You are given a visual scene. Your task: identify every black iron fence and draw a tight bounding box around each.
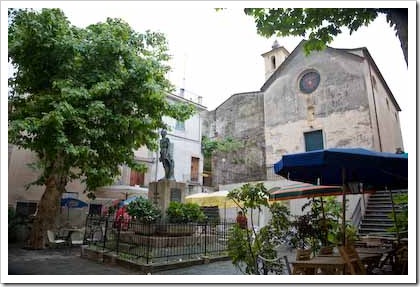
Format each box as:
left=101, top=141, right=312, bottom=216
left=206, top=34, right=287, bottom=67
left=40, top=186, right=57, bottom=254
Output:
left=83, top=215, right=235, bottom=264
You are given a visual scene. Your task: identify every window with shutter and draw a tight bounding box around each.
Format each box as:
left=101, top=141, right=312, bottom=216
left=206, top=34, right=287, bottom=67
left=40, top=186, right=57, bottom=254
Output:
left=304, top=130, right=324, bottom=151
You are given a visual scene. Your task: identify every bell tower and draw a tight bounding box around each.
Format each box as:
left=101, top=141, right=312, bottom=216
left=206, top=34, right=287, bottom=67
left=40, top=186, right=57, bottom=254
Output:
left=261, top=40, right=290, bottom=80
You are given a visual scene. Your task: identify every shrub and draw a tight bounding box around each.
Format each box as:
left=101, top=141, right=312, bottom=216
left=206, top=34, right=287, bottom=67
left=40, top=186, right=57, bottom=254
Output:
left=126, top=197, right=161, bottom=223
left=166, top=201, right=206, bottom=223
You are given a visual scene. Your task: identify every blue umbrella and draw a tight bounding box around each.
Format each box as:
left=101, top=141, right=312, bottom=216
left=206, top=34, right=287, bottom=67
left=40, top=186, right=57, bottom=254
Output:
left=274, top=148, right=408, bottom=244
left=274, top=148, right=407, bottom=190
left=61, top=198, right=88, bottom=208
left=61, top=198, right=88, bottom=220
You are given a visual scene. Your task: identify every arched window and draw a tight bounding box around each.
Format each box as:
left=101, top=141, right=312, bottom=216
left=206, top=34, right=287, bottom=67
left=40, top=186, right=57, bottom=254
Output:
left=271, top=56, right=276, bottom=70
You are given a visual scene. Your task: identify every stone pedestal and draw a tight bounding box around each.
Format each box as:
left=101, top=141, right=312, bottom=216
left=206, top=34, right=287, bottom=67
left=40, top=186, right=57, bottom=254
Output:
left=148, top=180, right=186, bottom=221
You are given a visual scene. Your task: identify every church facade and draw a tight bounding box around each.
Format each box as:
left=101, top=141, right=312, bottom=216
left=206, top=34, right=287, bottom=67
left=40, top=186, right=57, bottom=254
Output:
left=203, top=40, right=404, bottom=189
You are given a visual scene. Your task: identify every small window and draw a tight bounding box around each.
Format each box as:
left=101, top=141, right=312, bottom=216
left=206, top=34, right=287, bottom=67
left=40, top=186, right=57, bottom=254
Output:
left=395, top=112, right=398, bottom=122
left=386, top=98, right=389, bottom=110
left=15, top=201, right=38, bottom=217
left=175, top=120, right=185, bottom=131
left=271, top=56, right=276, bottom=70
left=304, top=130, right=324, bottom=151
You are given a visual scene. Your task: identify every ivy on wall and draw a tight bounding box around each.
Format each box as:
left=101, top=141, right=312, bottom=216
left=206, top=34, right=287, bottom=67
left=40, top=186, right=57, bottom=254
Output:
left=201, top=136, right=245, bottom=171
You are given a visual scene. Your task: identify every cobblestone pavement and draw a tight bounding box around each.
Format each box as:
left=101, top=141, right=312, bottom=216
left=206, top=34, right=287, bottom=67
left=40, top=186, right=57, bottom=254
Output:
left=7, top=244, right=246, bottom=276
left=8, top=245, right=138, bottom=275
left=7, top=244, right=297, bottom=277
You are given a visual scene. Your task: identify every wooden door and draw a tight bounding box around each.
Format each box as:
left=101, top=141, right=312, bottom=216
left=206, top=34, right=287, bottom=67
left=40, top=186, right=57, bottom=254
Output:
left=190, top=157, right=199, bottom=182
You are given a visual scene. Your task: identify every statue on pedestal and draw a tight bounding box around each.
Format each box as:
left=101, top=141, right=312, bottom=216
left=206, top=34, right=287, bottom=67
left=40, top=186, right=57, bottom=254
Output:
left=159, top=129, right=175, bottom=180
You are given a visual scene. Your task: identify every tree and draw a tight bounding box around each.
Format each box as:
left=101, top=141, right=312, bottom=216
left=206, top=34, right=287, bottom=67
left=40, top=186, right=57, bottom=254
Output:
left=227, top=183, right=293, bottom=274
left=244, top=8, right=408, bottom=65
left=8, top=8, right=194, bottom=249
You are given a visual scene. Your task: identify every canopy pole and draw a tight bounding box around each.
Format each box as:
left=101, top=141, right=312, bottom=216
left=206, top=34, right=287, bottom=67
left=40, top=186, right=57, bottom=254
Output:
left=342, top=168, right=346, bottom=246
left=320, top=196, right=328, bottom=245
left=317, top=177, right=328, bottom=245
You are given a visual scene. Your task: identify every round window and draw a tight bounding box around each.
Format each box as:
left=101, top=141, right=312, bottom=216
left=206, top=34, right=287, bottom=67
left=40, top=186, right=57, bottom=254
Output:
left=299, top=70, right=321, bottom=94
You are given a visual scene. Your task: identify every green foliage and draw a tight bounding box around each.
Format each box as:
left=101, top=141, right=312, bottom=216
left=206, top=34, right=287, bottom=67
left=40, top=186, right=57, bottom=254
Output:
left=227, top=200, right=291, bottom=274
left=8, top=8, right=195, bottom=198
left=227, top=225, right=258, bottom=274
left=201, top=136, right=244, bottom=158
left=328, top=224, right=358, bottom=246
left=126, top=197, right=161, bottom=223
left=227, top=182, right=269, bottom=211
left=245, top=8, right=377, bottom=53
left=166, top=202, right=206, bottom=223
left=202, top=136, right=245, bottom=174
left=226, top=183, right=274, bottom=274
left=244, top=8, right=407, bottom=64
left=267, top=202, right=292, bottom=240
left=217, top=137, right=244, bottom=153
left=290, top=214, right=317, bottom=249
left=201, top=136, right=219, bottom=158
left=387, top=194, right=408, bottom=236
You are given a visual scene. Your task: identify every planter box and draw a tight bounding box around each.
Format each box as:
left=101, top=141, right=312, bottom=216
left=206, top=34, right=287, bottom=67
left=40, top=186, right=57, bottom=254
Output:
left=162, top=224, right=196, bottom=237
left=319, top=246, right=334, bottom=255
left=132, top=223, right=157, bottom=235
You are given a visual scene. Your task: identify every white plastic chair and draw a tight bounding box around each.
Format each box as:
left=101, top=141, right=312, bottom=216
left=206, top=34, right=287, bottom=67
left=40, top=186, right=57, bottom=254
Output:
left=70, top=228, right=85, bottom=246
left=47, top=230, right=67, bottom=248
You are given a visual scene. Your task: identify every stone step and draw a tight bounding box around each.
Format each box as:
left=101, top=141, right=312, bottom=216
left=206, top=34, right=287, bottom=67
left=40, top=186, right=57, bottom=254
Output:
left=360, top=222, right=394, bottom=228
left=366, top=206, right=396, bottom=210
left=358, top=227, right=391, bottom=234
left=361, top=220, right=392, bottom=226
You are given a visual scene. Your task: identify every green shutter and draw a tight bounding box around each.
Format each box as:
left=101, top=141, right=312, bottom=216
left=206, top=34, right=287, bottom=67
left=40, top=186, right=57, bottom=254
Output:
left=304, top=130, right=324, bottom=151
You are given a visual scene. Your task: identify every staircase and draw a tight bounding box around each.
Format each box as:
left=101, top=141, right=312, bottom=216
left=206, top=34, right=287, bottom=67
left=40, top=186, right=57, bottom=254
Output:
left=358, top=189, right=407, bottom=237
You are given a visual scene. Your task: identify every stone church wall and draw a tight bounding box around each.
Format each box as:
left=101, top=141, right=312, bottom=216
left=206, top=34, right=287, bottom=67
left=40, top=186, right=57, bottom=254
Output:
left=264, top=47, right=375, bottom=168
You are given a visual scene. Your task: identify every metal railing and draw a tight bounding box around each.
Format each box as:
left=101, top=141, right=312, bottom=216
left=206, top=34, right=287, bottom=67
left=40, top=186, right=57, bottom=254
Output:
left=83, top=215, right=234, bottom=265
left=351, top=197, right=363, bottom=230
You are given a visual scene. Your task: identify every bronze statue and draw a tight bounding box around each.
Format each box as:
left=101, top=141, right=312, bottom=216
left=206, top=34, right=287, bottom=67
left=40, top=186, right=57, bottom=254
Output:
left=159, top=129, right=175, bottom=180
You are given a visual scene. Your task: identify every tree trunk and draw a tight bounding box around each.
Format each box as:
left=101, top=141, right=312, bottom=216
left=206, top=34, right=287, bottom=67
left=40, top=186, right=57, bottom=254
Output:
left=26, top=174, right=64, bottom=249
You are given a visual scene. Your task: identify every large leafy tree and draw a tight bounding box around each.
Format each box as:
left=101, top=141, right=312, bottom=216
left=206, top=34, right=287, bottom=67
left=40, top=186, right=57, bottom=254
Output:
left=244, top=8, right=408, bottom=65
left=8, top=8, right=194, bottom=249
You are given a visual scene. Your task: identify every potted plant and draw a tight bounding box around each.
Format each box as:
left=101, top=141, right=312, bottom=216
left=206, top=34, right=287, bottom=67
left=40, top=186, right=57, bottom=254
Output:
left=126, top=197, right=161, bottom=235
left=290, top=214, right=317, bottom=251
left=165, top=202, right=206, bottom=236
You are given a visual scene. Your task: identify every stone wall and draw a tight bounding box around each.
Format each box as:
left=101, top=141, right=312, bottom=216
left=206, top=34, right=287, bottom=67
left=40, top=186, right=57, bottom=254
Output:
left=366, top=62, right=404, bottom=153
left=203, top=92, right=266, bottom=187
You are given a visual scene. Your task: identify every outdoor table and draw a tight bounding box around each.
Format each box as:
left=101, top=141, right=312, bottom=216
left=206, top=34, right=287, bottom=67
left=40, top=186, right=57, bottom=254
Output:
left=290, top=253, right=382, bottom=275
left=60, top=227, right=83, bottom=246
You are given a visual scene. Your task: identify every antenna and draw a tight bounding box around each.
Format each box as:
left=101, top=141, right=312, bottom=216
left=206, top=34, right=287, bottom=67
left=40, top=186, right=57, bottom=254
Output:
left=182, top=53, right=187, bottom=89
left=180, top=53, right=187, bottom=98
